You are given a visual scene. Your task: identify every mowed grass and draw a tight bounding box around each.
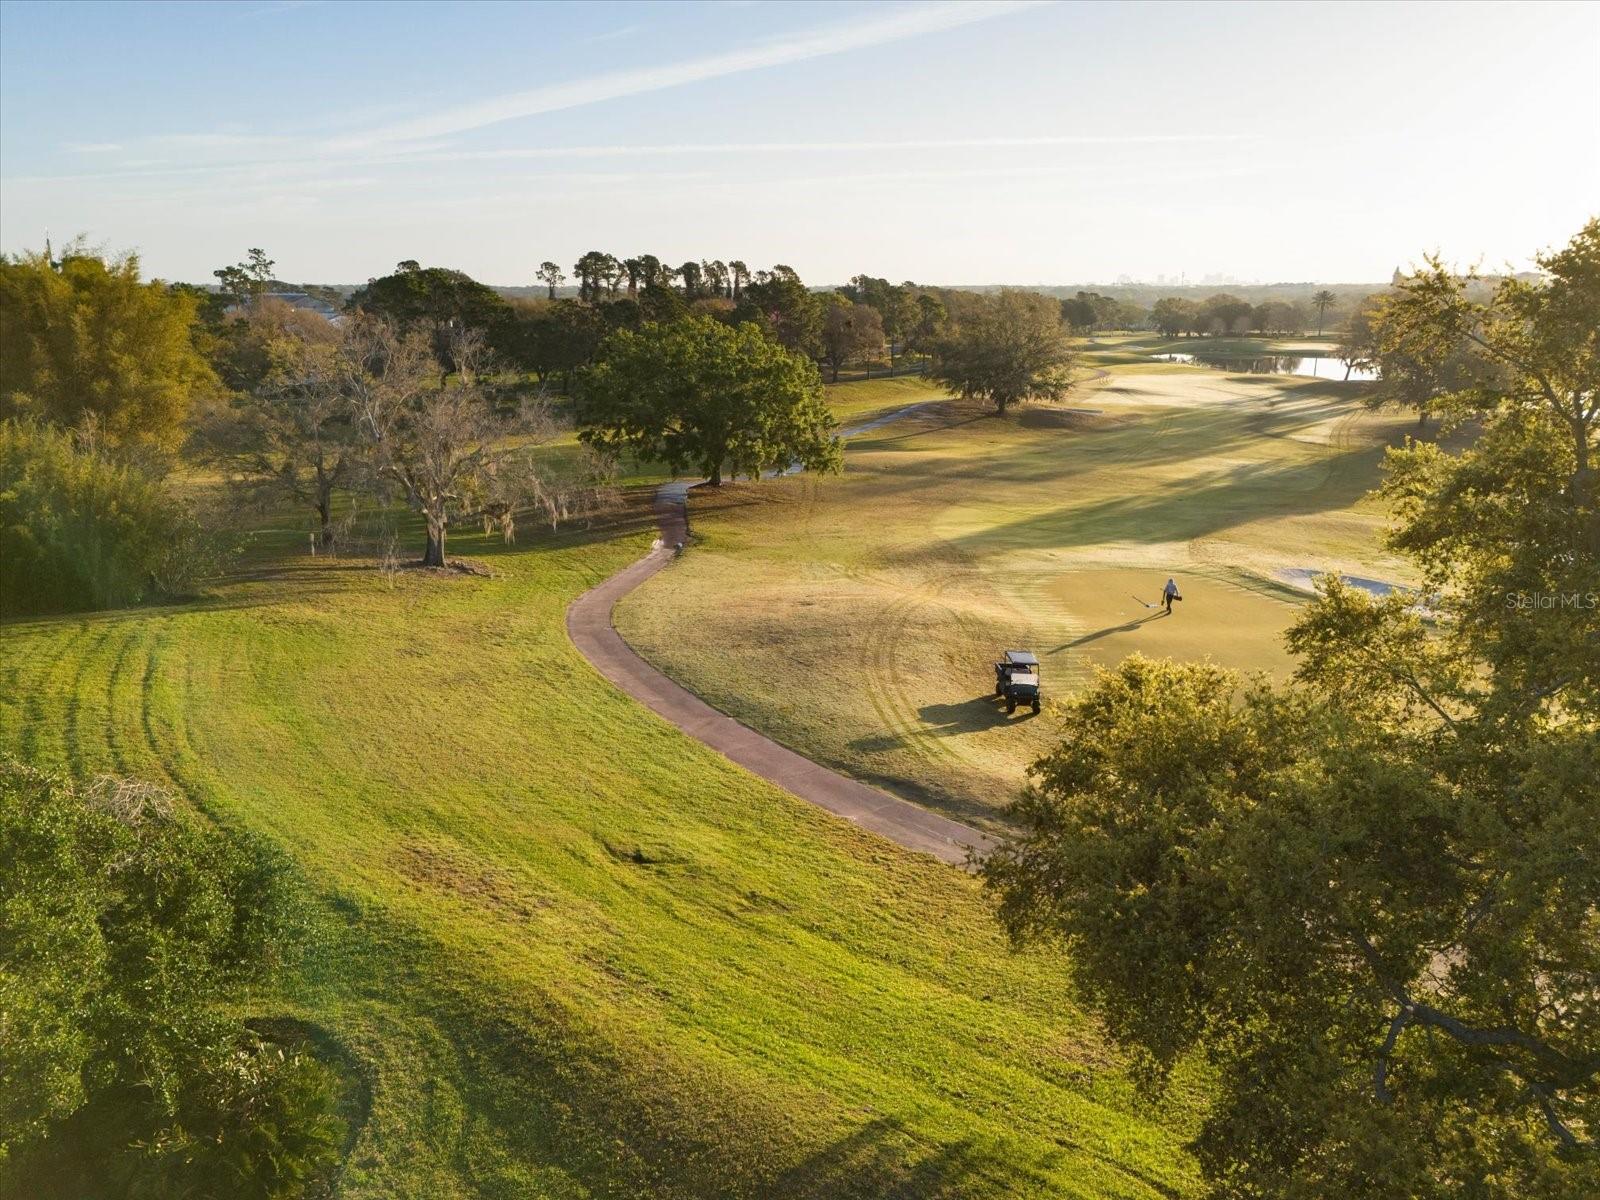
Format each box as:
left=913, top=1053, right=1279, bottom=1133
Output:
left=617, top=369, right=1435, bottom=830
left=0, top=504, right=1202, bottom=1197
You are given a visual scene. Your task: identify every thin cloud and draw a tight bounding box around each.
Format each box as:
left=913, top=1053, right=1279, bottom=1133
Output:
left=581, top=23, right=647, bottom=44
left=375, top=133, right=1248, bottom=166
left=330, top=0, right=1048, bottom=150
left=16, top=132, right=1246, bottom=186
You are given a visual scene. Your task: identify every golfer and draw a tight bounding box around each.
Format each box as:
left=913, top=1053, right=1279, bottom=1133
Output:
left=1162, top=577, right=1181, bottom=614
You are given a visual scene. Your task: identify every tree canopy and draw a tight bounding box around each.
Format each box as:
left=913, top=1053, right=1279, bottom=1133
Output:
left=346, top=263, right=509, bottom=372
left=0, top=759, right=343, bottom=1197
left=982, top=221, right=1600, bottom=1198
left=818, top=293, right=885, bottom=382
left=929, top=289, right=1076, bottom=414
left=0, top=250, right=216, bottom=452
left=576, top=316, right=841, bottom=487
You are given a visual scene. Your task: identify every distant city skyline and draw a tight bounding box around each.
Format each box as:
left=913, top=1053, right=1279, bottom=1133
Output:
left=2, top=0, right=1596, bottom=286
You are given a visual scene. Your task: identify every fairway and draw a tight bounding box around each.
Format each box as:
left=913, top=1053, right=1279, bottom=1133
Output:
left=617, top=359, right=1431, bottom=829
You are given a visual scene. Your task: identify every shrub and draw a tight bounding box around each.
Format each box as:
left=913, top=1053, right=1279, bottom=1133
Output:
left=0, top=758, right=343, bottom=1198
left=0, top=420, right=228, bottom=616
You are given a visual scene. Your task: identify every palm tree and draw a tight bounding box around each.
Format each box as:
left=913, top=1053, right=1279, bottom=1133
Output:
left=1312, top=289, right=1336, bottom=337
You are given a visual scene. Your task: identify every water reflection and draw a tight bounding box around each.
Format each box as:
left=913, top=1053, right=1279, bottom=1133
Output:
left=1153, top=352, right=1378, bottom=382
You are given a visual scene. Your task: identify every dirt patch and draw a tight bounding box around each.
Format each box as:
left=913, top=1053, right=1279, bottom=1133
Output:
left=601, top=837, right=690, bottom=870
left=391, top=840, right=551, bottom=920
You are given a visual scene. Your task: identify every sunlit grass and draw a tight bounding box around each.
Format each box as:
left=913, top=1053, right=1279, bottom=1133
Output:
left=617, top=370, right=1425, bottom=829
left=0, top=500, right=1202, bottom=1197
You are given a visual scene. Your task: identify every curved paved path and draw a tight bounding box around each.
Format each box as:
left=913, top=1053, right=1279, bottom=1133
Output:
left=566, top=403, right=994, bottom=867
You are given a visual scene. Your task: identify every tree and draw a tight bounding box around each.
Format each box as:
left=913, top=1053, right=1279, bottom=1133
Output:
left=734, top=267, right=821, bottom=357
left=1312, top=288, right=1337, bottom=335
left=212, top=247, right=277, bottom=306
left=573, top=250, right=615, bottom=303
left=1252, top=299, right=1307, bottom=336
left=536, top=261, right=565, bottom=300
left=982, top=222, right=1600, bottom=1200
left=678, top=260, right=703, bottom=299
left=346, top=263, right=510, bottom=376
left=904, top=292, right=948, bottom=358
left=818, top=294, right=885, bottom=382
left=728, top=260, right=750, bottom=300
left=207, top=293, right=339, bottom=396
left=702, top=259, right=729, bottom=299
left=1059, top=292, right=1100, bottom=331
left=1, top=420, right=231, bottom=615
left=637, top=254, right=669, bottom=291
left=1150, top=296, right=1197, bottom=339
left=638, top=281, right=688, bottom=325
left=1197, top=292, right=1253, bottom=336
left=599, top=253, right=624, bottom=296
left=876, top=287, right=919, bottom=371
left=929, top=289, right=1076, bottom=415
left=207, top=312, right=367, bottom=548
left=1337, top=292, right=1386, bottom=380
left=0, top=249, right=216, bottom=453
left=1, top=759, right=343, bottom=1197
left=349, top=326, right=557, bottom=565
left=576, top=316, right=841, bottom=487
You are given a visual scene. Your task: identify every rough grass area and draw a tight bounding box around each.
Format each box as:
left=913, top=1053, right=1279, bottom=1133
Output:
left=0, top=503, right=1202, bottom=1198
left=617, top=369, right=1436, bottom=830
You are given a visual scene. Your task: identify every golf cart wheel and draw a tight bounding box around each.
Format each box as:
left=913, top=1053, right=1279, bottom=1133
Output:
left=1031, top=700, right=1041, bottom=713
left=1006, top=699, right=1016, bottom=713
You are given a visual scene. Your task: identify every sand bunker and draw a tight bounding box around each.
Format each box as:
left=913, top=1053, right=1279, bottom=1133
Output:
left=1275, top=567, right=1405, bottom=597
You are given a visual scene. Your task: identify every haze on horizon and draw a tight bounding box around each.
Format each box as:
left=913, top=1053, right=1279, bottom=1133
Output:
left=1, top=0, right=1596, bottom=287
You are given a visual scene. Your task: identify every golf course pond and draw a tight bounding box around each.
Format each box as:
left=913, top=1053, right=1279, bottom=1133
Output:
left=1047, top=568, right=1300, bottom=678
left=1154, top=351, right=1377, bottom=382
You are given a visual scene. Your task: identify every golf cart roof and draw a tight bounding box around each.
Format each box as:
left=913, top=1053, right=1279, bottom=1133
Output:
left=1004, top=650, right=1039, bottom=666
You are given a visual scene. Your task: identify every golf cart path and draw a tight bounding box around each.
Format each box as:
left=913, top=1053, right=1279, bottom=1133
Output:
left=567, top=402, right=995, bottom=867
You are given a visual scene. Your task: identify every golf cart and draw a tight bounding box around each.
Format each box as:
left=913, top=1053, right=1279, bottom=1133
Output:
left=994, top=650, right=1042, bottom=714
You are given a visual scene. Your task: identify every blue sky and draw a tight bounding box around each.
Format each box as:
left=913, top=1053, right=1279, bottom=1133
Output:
left=2, top=0, right=1596, bottom=285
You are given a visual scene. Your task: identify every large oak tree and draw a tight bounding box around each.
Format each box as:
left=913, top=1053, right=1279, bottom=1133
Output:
left=929, top=288, right=1076, bottom=415
left=576, top=316, right=840, bottom=487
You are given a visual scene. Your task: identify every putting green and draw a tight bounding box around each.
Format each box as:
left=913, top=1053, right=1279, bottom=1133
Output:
left=1045, top=568, right=1298, bottom=678
left=618, top=366, right=1441, bottom=828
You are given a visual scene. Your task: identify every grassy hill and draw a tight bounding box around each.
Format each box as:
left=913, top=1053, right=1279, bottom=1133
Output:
left=0, top=469, right=1202, bottom=1195
left=616, top=358, right=1432, bottom=831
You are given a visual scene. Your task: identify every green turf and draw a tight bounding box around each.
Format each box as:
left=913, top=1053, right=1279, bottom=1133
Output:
left=617, top=370, right=1436, bottom=831
left=0, top=503, right=1201, bottom=1197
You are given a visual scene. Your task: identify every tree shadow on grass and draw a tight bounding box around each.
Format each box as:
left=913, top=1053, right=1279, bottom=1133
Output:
left=937, top=441, right=1392, bottom=558
left=769, top=1117, right=1019, bottom=1199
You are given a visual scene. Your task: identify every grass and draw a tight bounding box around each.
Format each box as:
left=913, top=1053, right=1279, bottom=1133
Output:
left=0, top=500, right=1202, bottom=1197
left=616, top=367, right=1438, bottom=831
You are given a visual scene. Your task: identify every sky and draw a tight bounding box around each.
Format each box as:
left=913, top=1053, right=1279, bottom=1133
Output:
left=1, top=0, right=1596, bottom=287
